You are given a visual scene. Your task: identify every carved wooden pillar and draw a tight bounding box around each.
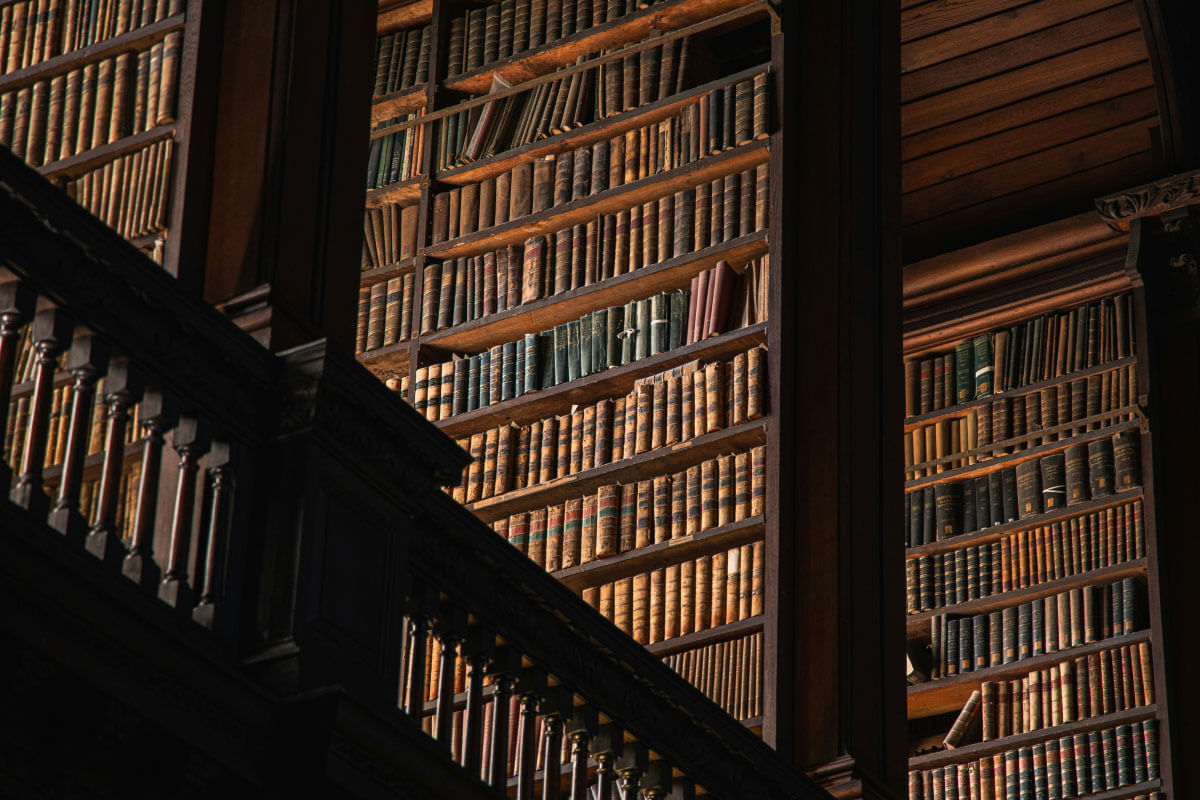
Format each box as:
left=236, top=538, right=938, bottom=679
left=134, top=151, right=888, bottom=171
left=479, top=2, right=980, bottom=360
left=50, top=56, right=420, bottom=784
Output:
left=201, top=0, right=374, bottom=352
left=770, top=1, right=905, bottom=798
left=49, top=335, right=110, bottom=544
left=87, top=358, right=143, bottom=564
left=0, top=279, right=35, bottom=492
left=12, top=307, right=73, bottom=518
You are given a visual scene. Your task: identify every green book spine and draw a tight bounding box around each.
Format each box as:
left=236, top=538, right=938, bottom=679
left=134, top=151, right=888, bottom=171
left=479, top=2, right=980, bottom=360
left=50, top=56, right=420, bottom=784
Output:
left=567, top=320, right=582, bottom=382
left=954, top=340, right=974, bottom=404
left=553, top=323, right=570, bottom=385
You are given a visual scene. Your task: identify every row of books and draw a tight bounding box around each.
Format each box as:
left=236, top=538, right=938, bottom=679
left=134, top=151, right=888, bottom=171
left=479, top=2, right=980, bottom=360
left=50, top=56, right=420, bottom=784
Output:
left=909, top=721, right=1160, bottom=800
left=3, top=386, right=143, bottom=469
left=0, top=0, right=181, bottom=74
left=432, top=76, right=768, bottom=233
left=371, top=25, right=430, bottom=97
left=445, top=0, right=672, bottom=79
left=662, top=631, right=762, bottom=722
left=361, top=201, right=418, bottom=271
left=436, top=38, right=691, bottom=168
left=433, top=161, right=769, bottom=257
left=973, top=641, right=1155, bottom=742
left=904, top=432, right=1141, bottom=547
left=65, top=137, right=174, bottom=240
left=580, top=539, right=764, bottom=643
left=486, top=446, right=766, bottom=570
left=904, top=294, right=1135, bottom=419
left=0, top=38, right=180, bottom=169
left=366, top=112, right=424, bottom=189
left=906, top=498, right=1146, bottom=614
left=357, top=273, right=414, bottom=354
left=926, top=578, right=1144, bottom=680
left=407, top=303, right=763, bottom=427
left=905, top=362, right=1137, bottom=480
left=450, top=349, right=765, bottom=502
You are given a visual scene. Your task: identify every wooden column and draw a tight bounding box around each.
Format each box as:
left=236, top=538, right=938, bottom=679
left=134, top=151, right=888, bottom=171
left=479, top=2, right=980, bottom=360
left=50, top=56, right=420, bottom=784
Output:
left=1124, top=206, right=1200, bottom=800
left=769, top=1, right=905, bottom=798
left=200, top=0, right=375, bottom=352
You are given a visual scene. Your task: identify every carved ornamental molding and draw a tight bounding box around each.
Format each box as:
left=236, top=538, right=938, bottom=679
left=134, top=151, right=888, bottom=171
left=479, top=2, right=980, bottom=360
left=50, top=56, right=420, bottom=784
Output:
left=1095, top=170, right=1200, bottom=231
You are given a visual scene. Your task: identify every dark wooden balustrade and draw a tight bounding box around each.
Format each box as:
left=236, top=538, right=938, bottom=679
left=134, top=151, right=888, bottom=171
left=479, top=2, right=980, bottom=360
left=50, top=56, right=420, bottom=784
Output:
left=0, top=145, right=828, bottom=798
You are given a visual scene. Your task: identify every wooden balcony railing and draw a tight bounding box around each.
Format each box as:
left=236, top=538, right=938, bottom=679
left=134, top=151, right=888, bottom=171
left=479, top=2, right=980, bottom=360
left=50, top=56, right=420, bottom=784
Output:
left=0, top=145, right=828, bottom=799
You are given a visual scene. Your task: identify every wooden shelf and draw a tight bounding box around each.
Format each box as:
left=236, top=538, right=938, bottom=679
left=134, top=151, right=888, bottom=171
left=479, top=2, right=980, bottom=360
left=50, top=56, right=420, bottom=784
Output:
left=0, top=14, right=186, bottom=95
left=907, top=629, right=1152, bottom=720
left=434, top=63, right=769, bottom=186
left=377, top=0, right=433, bottom=35
left=904, top=418, right=1141, bottom=492
left=905, top=487, right=1145, bottom=560
left=468, top=417, right=766, bottom=523
left=38, top=124, right=176, bottom=182
left=357, top=339, right=412, bottom=376
left=646, top=615, right=763, bottom=657
left=555, top=515, right=764, bottom=592
left=903, top=356, right=1138, bottom=433
left=424, top=139, right=769, bottom=260
left=907, top=404, right=1140, bottom=478
left=360, top=256, right=419, bottom=286
left=366, top=175, right=424, bottom=209
left=442, top=0, right=760, bottom=96
left=423, top=232, right=768, bottom=353
left=906, top=559, right=1148, bottom=644
left=430, top=321, right=767, bottom=437
left=372, top=84, right=428, bottom=125
left=908, top=705, right=1157, bottom=770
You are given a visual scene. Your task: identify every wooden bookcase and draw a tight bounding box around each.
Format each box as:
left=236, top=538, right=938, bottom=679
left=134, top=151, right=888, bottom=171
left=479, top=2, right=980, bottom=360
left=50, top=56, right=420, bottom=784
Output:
left=900, top=231, right=1175, bottom=800
left=0, top=0, right=217, bottom=288
left=357, top=0, right=780, bottom=737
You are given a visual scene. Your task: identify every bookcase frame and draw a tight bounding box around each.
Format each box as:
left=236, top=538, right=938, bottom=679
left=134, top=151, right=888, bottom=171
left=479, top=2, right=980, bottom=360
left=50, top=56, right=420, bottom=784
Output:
left=900, top=237, right=1177, bottom=800
left=358, top=0, right=783, bottom=738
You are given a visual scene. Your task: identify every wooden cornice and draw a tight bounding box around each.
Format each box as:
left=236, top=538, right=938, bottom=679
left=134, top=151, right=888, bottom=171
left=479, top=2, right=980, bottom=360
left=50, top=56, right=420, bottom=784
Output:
left=1095, top=168, right=1200, bottom=231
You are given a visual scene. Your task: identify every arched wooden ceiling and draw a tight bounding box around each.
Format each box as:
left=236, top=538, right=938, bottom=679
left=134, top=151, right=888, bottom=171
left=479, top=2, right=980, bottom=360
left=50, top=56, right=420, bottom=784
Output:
left=901, top=0, right=1166, bottom=261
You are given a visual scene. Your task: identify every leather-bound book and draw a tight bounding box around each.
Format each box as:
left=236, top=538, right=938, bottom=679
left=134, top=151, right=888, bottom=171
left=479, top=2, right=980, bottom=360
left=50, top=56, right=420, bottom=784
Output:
left=545, top=503, right=563, bottom=572
left=527, top=507, right=548, bottom=569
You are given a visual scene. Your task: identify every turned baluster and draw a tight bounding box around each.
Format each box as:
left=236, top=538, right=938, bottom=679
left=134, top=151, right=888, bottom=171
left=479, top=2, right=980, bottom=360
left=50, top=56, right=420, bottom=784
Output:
left=49, top=335, right=109, bottom=544
left=565, top=709, right=597, bottom=800
left=0, top=279, right=35, bottom=489
left=12, top=306, right=73, bottom=517
left=540, top=685, right=572, bottom=800
left=158, top=417, right=210, bottom=610
left=85, top=358, right=143, bottom=563
left=593, top=724, right=624, bottom=800
left=643, top=760, right=674, bottom=800
left=616, top=743, right=647, bottom=800
left=460, top=626, right=494, bottom=779
left=487, top=646, right=520, bottom=790
left=193, top=441, right=234, bottom=629
left=122, top=388, right=176, bottom=588
left=433, top=605, right=467, bottom=747
left=515, top=666, right=547, bottom=800
left=402, top=584, right=438, bottom=717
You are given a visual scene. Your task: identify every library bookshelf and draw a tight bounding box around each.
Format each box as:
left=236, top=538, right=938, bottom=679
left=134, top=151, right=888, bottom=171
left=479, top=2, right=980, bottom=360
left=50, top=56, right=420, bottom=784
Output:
left=900, top=222, right=1175, bottom=800
left=357, top=0, right=782, bottom=741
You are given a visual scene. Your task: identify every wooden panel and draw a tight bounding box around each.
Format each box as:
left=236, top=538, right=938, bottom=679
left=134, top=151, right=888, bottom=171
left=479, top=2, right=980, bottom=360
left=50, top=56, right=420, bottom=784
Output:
left=903, top=88, right=1158, bottom=193
left=371, top=85, right=426, bottom=124
left=902, top=3, right=1140, bottom=103
left=901, top=0, right=1033, bottom=43
left=904, top=120, right=1155, bottom=224
left=902, top=32, right=1147, bottom=135
left=902, top=0, right=1124, bottom=73
left=904, top=149, right=1155, bottom=257
left=901, top=62, right=1153, bottom=162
